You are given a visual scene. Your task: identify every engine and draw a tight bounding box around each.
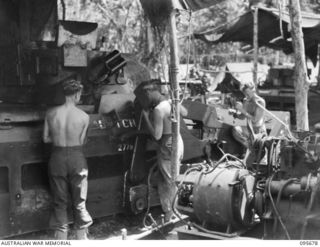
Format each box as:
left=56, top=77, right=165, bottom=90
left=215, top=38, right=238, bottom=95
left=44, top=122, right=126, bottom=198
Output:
left=176, top=131, right=320, bottom=239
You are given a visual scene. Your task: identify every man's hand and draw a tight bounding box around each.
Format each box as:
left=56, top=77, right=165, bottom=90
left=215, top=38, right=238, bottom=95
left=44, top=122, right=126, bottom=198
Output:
left=142, top=110, right=150, bottom=119
left=43, top=114, right=52, bottom=143
left=142, top=108, right=163, bottom=141
left=235, top=101, right=251, bottom=119
left=179, top=103, right=188, bottom=117
left=235, top=101, right=243, bottom=111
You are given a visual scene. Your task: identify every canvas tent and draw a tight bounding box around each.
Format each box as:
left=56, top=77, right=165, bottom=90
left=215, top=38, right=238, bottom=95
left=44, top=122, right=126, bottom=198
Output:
left=221, top=62, right=269, bottom=85
left=194, top=7, right=320, bottom=65
left=179, top=0, right=223, bottom=11
left=140, top=0, right=224, bottom=26
left=140, top=0, right=223, bottom=13
left=216, top=62, right=269, bottom=98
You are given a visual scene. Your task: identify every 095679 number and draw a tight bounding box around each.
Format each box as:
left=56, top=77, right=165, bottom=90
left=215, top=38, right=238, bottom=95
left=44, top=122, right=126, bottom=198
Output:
left=300, top=241, right=318, bottom=246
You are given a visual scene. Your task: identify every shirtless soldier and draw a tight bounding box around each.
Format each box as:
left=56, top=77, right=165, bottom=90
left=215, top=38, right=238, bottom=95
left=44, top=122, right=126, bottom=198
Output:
left=43, top=80, right=92, bottom=239
left=134, top=81, right=187, bottom=222
left=232, top=83, right=267, bottom=167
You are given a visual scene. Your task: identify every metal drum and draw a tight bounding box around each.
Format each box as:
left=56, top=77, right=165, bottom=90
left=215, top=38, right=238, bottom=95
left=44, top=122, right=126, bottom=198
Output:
left=190, top=163, right=255, bottom=229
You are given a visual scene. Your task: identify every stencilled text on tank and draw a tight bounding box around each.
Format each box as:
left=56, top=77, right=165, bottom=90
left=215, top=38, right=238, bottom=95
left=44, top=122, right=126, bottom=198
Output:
left=118, top=144, right=134, bottom=152
left=116, top=119, right=136, bottom=129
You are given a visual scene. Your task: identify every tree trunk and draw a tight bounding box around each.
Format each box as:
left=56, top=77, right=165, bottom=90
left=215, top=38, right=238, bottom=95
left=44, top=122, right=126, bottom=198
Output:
left=253, top=6, right=259, bottom=86
left=289, top=0, right=309, bottom=131
left=168, top=9, right=180, bottom=182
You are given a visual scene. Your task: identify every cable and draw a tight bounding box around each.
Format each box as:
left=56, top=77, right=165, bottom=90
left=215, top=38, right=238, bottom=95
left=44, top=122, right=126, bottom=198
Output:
left=255, top=101, right=295, bottom=141
left=191, top=222, right=238, bottom=238
left=292, top=141, right=316, bottom=163
left=141, top=161, right=167, bottom=240
left=272, top=178, right=298, bottom=236
left=122, top=170, right=129, bottom=207
left=267, top=173, right=291, bottom=239
left=60, top=0, right=66, bottom=20
left=142, top=163, right=158, bottom=228
left=285, top=194, right=293, bottom=219
left=171, top=165, right=203, bottom=224
left=300, top=173, right=320, bottom=239
left=198, top=68, right=268, bottom=74
left=197, top=153, right=245, bottom=177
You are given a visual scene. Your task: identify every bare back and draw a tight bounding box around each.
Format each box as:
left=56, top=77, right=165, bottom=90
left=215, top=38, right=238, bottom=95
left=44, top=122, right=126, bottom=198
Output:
left=243, top=95, right=265, bottom=128
left=154, top=100, right=172, bottom=135
left=44, top=105, right=89, bottom=147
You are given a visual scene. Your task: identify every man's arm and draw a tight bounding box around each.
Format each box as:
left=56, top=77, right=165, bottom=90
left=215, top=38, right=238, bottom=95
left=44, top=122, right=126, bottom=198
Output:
left=252, top=99, right=265, bottom=123
left=235, top=101, right=254, bottom=120
left=43, top=114, right=52, bottom=143
left=80, top=114, right=90, bottom=144
left=180, top=103, right=188, bottom=117
left=143, top=108, right=163, bottom=141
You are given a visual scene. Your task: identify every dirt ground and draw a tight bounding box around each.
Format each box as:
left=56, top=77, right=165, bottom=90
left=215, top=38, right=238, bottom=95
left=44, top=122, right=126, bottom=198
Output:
left=9, top=207, right=166, bottom=240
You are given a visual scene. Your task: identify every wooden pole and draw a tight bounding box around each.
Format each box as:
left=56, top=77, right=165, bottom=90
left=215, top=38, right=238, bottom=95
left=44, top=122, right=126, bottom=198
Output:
left=253, top=6, right=259, bottom=86
left=275, top=51, right=280, bottom=65
left=317, top=43, right=320, bottom=85
left=288, top=0, right=309, bottom=131
left=168, top=8, right=180, bottom=182
left=146, top=21, right=154, bottom=54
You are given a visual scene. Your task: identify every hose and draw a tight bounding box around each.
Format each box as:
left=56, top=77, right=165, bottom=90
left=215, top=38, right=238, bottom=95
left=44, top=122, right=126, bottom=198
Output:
left=255, top=101, right=295, bottom=141
left=268, top=141, right=275, bottom=172
left=267, top=173, right=291, bottom=239
left=191, top=222, right=238, bottom=238
left=139, top=161, right=168, bottom=240
left=272, top=178, right=298, bottom=236
left=171, top=165, right=203, bottom=225
left=293, top=141, right=316, bottom=163
left=300, top=173, right=320, bottom=239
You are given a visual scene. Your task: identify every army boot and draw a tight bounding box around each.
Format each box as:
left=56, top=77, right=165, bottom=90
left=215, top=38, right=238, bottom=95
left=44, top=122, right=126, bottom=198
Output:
left=54, top=230, right=68, bottom=240
left=164, top=211, right=177, bottom=223
left=75, top=228, right=88, bottom=240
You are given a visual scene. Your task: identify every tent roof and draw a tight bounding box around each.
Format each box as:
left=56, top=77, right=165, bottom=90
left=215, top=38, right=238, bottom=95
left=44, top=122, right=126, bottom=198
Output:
left=260, top=6, right=320, bottom=28
left=216, top=62, right=269, bottom=98
left=140, top=0, right=224, bottom=27
left=179, top=0, right=224, bottom=11
left=215, top=62, right=269, bottom=86
left=224, top=62, right=269, bottom=85
left=195, top=7, right=320, bottom=65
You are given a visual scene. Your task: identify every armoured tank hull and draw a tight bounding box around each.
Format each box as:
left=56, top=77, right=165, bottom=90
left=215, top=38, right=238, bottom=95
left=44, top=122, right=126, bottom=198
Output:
left=0, top=104, right=159, bottom=238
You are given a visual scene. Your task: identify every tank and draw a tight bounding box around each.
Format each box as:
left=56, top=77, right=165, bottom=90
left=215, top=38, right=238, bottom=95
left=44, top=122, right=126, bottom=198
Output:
left=0, top=0, right=225, bottom=238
